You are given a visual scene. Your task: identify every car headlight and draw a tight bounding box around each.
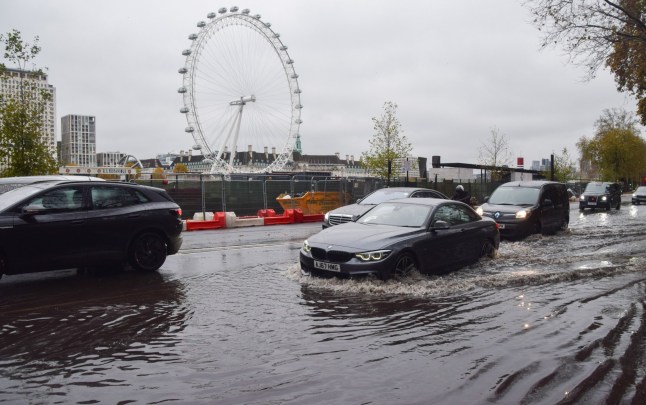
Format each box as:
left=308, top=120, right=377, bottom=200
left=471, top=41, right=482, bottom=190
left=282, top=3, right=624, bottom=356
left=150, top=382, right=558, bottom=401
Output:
left=475, top=206, right=483, bottom=216
left=324, top=212, right=329, bottom=222
left=601, top=196, right=607, bottom=201
left=355, top=250, right=391, bottom=262
left=580, top=195, right=585, bottom=201
left=302, top=239, right=311, bottom=253
left=515, top=209, right=529, bottom=219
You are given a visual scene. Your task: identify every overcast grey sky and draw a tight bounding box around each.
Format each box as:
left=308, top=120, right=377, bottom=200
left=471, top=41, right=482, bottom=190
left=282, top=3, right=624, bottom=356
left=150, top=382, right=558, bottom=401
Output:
left=0, top=0, right=637, bottom=166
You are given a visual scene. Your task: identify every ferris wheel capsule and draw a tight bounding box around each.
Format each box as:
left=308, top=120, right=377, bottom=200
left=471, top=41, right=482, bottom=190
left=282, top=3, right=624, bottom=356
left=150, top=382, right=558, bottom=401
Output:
left=230, top=6, right=239, bottom=12
left=241, top=9, right=250, bottom=14
left=218, top=7, right=227, bottom=14
left=180, top=107, right=189, bottom=113
left=177, top=87, right=187, bottom=93
left=192, top=144, right=202, bottom=150
left=182, top=49, right=192, bottom=56
left=207, top=12, right=216, bottom=18
left=178, top=67, right=188, bottom=74
left=188, top=33, right=198, bottom=40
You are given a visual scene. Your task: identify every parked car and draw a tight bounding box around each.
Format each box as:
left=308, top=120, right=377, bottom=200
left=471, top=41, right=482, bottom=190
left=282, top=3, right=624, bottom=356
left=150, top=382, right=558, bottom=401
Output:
left=632, top=186, right=646, bottom=205
left=0, top=180, right=183, bottom=280
left=322, top=187, right=448, bottom=228
left=301, top=198, right=499, bottom=280
left=579, top=182, right=622, bottom=211
left=0, top=175, right=104, bottom=195
left=476, top=181, right=569, bottom=239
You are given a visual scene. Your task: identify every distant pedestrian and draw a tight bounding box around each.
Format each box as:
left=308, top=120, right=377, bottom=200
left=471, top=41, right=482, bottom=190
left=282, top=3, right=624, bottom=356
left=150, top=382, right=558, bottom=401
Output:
left=451, top=185, right=471, bottom=204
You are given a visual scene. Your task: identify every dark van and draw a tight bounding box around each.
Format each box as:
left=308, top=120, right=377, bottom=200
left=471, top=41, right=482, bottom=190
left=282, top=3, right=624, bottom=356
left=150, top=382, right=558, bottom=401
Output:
left=476, top=181, right=570, bottom=239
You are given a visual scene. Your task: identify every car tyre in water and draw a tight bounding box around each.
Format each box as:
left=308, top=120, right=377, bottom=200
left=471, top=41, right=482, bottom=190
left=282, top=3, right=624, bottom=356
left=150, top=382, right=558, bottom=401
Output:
left=560, top=216, right=569, bottom=232
left=480, top=239, right=496, bottom=259
left=380, top=252, right=417, bottom=280
left=616, top=199, right=621, bottom=210
left=129, top=232, right=167, bottom=272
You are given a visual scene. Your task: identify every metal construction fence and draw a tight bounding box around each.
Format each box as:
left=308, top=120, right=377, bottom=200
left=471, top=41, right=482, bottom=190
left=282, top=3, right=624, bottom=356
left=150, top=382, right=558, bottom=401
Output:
left=134, top=174, right=506, bottom=219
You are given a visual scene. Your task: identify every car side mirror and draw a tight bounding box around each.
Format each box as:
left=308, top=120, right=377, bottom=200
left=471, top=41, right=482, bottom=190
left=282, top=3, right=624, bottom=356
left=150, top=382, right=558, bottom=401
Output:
left=430, top=220, right=450, bottom=231
left=21, top=205, right=46, bottom=216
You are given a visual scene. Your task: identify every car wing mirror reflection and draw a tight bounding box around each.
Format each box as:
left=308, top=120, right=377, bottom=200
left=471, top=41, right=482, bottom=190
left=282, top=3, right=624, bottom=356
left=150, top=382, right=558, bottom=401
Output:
left=430, top=220, right=450, bottom=231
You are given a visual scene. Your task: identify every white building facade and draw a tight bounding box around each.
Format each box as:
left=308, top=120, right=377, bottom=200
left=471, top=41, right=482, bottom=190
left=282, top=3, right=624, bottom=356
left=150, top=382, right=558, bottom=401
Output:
left=61, top=115, right=96, bottom=167
left=0, top=68, right=57, bottom=164
left=97, top=151, right=126, bottom=167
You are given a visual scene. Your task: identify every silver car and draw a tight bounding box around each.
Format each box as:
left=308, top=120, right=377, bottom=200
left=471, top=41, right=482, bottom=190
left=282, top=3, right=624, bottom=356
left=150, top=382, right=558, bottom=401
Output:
left=323, top=187, right=448, bottom=228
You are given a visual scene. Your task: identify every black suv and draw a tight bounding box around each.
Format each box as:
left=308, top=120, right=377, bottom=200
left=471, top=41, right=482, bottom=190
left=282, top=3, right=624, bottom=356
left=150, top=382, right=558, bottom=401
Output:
left=579, top=182, right=622, bottom=211
left=476, top=181, right=570, bottom=239
left=0, top=180, right=183, bottom=279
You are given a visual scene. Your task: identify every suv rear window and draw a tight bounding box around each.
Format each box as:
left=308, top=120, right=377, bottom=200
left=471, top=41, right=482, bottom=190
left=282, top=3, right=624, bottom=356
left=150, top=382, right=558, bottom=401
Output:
left=91, top=186, right=150, bottom=209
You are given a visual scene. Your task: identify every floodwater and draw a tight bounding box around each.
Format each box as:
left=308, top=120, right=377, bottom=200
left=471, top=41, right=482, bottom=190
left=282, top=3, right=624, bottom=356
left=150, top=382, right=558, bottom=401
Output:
left=1, top=202, right=646, bottom=404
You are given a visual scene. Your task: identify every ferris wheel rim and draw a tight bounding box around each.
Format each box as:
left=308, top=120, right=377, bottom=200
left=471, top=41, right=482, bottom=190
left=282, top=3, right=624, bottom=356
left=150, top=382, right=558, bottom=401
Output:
left=179, top=8, right=302, bottom=174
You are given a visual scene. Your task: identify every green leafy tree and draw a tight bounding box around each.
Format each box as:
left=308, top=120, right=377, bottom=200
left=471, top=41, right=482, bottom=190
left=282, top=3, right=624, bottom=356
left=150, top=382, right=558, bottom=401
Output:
left=549, top=147, right=577, bottom=182
left=577, top=108, right=646, bottom=184
left=0, top=29, right=58, bottom=176
left=361, top=101, right=412, bottom=183
left=527, top=0, right=646, bottom=124
left=478, top=127, right=513, bottom=181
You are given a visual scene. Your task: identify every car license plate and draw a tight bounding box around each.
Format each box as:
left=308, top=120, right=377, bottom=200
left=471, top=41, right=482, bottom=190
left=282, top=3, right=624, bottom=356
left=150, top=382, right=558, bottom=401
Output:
left=588, top=202, right=596, bottom=206
left=314, top=260, right=340, bottom=272
left=498, top=224, right=505, bottom=229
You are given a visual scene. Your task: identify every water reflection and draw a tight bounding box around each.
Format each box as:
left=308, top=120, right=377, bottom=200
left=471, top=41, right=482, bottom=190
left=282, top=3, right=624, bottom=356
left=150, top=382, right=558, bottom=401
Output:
left=0, top=271, right=189, bottom=398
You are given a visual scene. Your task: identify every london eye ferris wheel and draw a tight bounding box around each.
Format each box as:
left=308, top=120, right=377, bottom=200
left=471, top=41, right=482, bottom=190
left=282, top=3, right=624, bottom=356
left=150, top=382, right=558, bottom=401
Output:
left=178, top=6, right=302, bottom=174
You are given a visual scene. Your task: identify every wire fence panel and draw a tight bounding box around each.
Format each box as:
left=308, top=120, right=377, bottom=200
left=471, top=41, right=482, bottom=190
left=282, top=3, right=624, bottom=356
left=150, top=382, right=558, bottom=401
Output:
left=136, top=175, right=508, bottom=219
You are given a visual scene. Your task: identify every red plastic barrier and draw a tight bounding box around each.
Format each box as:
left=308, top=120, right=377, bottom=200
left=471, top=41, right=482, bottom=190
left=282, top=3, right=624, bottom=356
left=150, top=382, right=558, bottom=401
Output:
left=185, top=211, right=226, bottom=231
left=293, top=209, right=324, bottom=224
left=257, top=209, right=277, bottom=217
left=263, top=209, right=296, bottom=226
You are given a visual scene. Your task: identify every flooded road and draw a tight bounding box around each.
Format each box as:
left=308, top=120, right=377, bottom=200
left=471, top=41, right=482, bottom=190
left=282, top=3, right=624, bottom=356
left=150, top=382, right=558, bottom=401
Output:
left=1, top=201, right=645, bottom=404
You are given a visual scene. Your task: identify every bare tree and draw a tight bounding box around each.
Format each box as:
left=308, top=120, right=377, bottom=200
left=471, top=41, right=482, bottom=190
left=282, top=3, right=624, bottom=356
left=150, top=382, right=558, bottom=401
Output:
left=526, top=0, right=646, bottom=124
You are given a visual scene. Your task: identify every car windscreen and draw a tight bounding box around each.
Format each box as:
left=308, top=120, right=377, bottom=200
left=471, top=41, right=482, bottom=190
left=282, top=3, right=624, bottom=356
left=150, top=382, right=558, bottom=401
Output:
left=636, top=187, right=646, bottom=193
left=357, top=202, right=432, bottom=227
left=584, top=183, right=609, bottom=193
left=488, top=186, right=540, bottom=205
left=360, top=189, right=411, bottom=205
left=0, top=184, right=47, bottom=211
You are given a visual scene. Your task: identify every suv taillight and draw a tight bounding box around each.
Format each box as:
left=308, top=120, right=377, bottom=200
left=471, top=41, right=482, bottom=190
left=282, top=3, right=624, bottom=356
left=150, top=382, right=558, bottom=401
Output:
left=171, top=208, right=182, bottom=217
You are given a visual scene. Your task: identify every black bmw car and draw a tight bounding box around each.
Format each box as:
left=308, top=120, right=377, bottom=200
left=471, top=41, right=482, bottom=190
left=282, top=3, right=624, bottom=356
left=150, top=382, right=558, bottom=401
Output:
left=301, top=198, right=499, bottom=280
left=0, top=180, right=183, bottom=279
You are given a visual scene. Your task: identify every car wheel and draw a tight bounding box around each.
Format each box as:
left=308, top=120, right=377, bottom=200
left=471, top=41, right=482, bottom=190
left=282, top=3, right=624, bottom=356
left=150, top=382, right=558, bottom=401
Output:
left=480, top=239, right=496, bottom=259
left=129, top=232, right=167, bottom=272
left=560, top=216, right=569, bottom=231
left=390, top=252, right=417, bottom=279
left=616, top=199, right=621, bottom=210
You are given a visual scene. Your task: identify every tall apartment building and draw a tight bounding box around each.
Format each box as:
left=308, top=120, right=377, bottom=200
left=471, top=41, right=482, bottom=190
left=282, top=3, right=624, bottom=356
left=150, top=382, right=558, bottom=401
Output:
left=97, top=151, right=126, bottom=167
left=61, top=115, right=97, bottom=166
left=0, top=67, right=57, bottom=161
